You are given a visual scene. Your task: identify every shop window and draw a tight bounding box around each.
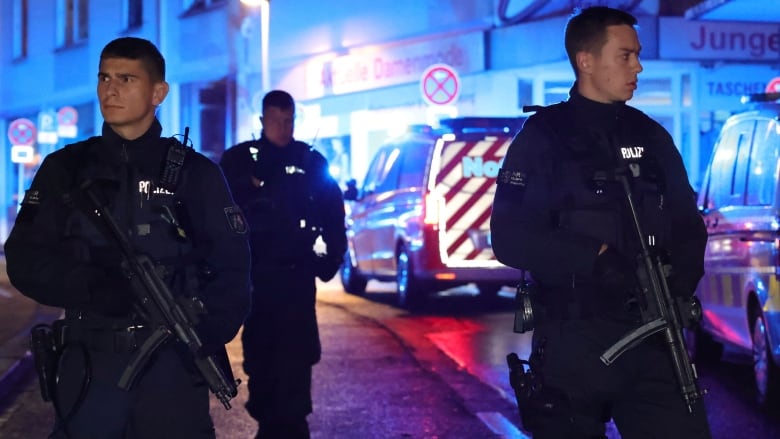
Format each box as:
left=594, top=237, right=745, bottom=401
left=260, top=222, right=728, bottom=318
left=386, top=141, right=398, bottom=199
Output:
left=543, top=81, right=571, bottom=105
left=56, top=0, right=89, bottom=47
left=199, top=79, right=228, bottom=162
left=632, top=78, right=673, bottom=106
left=122, top=0, right=143, bottom=30
left=12, top=0, right=28, bottom=59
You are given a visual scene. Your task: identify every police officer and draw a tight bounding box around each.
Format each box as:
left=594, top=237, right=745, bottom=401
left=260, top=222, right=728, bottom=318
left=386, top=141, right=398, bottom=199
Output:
left=219, top=90, right=347, bottom=439
left=3, top=37, right=251, bottom=438
left=491, top=7, right=711, bottom=439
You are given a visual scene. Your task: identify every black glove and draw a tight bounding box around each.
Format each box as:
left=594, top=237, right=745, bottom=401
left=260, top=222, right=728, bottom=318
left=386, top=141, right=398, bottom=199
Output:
left=593, top=246, right=637, bottom=304
left=313, top=254, right=342, bottom=282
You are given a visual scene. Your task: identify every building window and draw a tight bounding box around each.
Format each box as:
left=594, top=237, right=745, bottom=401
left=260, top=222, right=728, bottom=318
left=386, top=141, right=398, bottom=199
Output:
left=123, top=0, right=143, bottom=30
left=183, top=0, right=226, bottom=13
left=12, top=0, right=28, bottom=59
left=56, top=0, right=89, bottom=47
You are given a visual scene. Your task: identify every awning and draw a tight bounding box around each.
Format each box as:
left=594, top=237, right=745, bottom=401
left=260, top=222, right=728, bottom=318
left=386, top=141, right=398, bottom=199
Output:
left=684, top=0, right=780, bottom=23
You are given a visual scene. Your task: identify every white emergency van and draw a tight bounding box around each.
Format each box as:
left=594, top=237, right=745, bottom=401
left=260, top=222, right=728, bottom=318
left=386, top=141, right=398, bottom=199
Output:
left=340, top=117, right=524, bottom=308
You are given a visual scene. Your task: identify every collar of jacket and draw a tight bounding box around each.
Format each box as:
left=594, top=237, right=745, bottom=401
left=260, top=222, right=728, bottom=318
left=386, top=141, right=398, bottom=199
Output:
left=567, top=83, right=628, bottom=122
left=256, top=134, right=310, bottom=160
left=101, top=119, right=163, bottom=148
left=96, top=119, right=166, bottom=168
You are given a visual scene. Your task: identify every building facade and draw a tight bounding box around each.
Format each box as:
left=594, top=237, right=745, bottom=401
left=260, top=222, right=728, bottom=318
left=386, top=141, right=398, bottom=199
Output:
left=0, top=0, right=777, bottom=242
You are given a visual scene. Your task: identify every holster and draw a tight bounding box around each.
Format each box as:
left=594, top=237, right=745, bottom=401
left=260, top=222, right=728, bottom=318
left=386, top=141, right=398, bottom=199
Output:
left=506, top=349, right=574, bottom=431
left=29, top=323, right=61, bottom=402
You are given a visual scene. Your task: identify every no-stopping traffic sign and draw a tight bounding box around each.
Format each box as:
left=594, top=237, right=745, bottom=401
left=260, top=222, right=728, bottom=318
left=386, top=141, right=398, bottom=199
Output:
left=420, top=64, right=460, bottom=106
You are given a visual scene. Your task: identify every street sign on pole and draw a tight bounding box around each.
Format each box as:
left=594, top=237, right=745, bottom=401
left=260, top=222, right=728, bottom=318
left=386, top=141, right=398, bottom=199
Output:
left=37, top=110, right=59, bottom=144
left=7, top=118, right=37, bottom=146
left=420, top=64, right=460, bottom=106
left=766, top=77, right=780, bottom=93
left=57, top=106, right=79, bottom=138
left=11, top=145, right=35, bottom=164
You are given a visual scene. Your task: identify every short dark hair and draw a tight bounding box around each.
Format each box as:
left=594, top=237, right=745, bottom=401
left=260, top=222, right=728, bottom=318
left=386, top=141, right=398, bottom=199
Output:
left=100, top=37, right=166, bottom=82
left=564, top=6, right=638, bottom=75
left=262, top=90, right=295, bottom=113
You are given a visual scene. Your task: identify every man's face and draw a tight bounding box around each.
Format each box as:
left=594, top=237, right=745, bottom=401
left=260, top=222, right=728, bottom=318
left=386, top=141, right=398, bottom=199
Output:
left=578, top=24, right=643, bottom=104
left=261, top=106, right=295, bottom=147
left=97, top=57, right=168, bottom=140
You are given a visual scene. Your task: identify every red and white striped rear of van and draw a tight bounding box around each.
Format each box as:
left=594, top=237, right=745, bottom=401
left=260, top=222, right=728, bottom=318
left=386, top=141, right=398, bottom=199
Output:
left=427, top=134, right=512, bottom=268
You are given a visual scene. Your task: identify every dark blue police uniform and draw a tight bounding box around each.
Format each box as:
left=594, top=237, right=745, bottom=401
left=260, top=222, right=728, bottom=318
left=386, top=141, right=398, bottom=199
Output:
left=4, top=120, right=251, bottom=438
left=220, top=135, right=347, bottom=439
left=491, top=85, right=711, bottom=438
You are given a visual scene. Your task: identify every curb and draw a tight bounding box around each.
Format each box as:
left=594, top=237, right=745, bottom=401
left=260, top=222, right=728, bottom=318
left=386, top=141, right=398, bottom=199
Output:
left=0, top=353, right=34, bottom=407
left=0, top=253, right=59, bottom=408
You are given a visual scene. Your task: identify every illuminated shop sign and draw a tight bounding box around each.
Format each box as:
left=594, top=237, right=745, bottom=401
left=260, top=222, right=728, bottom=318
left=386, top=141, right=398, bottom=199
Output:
left=305, top=32, right=484, bottom=97
left=660, top=17, right=780, bottom=61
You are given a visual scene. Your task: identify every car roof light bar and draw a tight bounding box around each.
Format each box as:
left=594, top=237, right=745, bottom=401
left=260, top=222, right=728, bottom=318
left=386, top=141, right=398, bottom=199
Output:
left=740, top=92, right=780, bottom=104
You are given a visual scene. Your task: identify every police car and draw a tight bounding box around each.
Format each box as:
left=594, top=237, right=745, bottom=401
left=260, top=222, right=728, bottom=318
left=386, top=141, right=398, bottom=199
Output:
left=694, top=91, right=780, bottom=406
left=340, top=117, right=524, bottom=308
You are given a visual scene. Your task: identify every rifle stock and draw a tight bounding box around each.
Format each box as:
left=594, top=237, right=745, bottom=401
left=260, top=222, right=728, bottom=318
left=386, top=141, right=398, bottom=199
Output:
left=599, top=165, right=705, bottom=412
left=81, top=180, right=240, bottom=410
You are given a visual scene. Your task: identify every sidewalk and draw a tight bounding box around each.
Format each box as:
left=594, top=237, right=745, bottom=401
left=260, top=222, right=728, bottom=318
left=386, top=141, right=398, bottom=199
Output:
left=0, top=254, right=62, bottom=407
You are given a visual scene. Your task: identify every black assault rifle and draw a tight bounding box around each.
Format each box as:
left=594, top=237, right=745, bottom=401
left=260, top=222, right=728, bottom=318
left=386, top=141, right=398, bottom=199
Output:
left=80, top=179, right=240, bottom=410
left=598, top=163, right=705, bottom=412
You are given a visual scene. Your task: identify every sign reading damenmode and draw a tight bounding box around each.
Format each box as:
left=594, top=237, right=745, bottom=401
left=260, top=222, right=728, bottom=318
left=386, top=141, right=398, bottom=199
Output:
left=305, top=32, right=484, bottom=98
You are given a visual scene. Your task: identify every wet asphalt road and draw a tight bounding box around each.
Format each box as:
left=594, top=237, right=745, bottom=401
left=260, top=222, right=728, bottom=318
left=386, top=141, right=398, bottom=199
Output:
left=1, top=280, right=779, bottom=438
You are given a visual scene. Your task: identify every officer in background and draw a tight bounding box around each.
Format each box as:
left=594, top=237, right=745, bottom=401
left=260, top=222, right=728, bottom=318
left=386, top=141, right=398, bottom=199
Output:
left=3, top=37, right=251, bottom=438
left=219, top=90, right=347, bottom=439
left=491, top=7, right=711, bottom=438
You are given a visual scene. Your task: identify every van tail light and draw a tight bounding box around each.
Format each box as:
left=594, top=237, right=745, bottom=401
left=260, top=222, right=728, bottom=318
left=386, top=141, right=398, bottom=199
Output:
left=772, top=237, right=780, bottom=278
left=423, top=193, right=443, bottom=225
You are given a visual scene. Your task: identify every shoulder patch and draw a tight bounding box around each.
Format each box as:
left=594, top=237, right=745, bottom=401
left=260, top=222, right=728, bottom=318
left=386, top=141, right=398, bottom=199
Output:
left=224, top=205, right=248, bottom=234
left=498, top=168, right=528, bottom=187
left=22, top=189, right=42, bottom=205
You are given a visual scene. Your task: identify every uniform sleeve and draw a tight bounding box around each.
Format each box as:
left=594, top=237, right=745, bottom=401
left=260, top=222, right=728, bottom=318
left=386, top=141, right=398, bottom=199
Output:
left=188, top=157, right=251, bottom=344
left=218, top=144, right=256, bottom=208
left=321, top=176, right=347, bottom=261
left=3, top=153, right=97, bottom=308
left=653, top=125, right=707, bottom=294
left=490, top=116, right=602, bottom=276
left=310, top=152, right=347, bottom=259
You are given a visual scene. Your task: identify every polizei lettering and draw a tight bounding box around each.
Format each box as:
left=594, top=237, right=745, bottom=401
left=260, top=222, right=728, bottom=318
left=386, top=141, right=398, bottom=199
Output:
left=138, top=180, right=174, bottom=199
left=620, top=146, right=644, bottom=159
left=462, top=156, right=501, bottom=178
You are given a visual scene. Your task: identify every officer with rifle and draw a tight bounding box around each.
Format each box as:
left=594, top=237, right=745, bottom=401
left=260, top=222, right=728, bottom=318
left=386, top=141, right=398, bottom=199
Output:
left=491, top=7, right=711, bottom=438
left=4, top=37, right=251, bottom=438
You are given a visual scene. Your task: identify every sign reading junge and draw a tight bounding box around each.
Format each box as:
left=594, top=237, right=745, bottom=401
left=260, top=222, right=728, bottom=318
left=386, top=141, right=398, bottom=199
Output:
left=660, top=17, right=780, bottom=61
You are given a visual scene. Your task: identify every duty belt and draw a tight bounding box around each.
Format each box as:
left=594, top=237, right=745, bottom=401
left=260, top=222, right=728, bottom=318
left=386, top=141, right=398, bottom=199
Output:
left=55, top=320, right=154, bottom=353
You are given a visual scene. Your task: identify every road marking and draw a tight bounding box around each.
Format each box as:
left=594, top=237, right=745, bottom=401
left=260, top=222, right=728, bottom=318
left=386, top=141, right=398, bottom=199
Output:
left=476, top=411, right=530, bottom=438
